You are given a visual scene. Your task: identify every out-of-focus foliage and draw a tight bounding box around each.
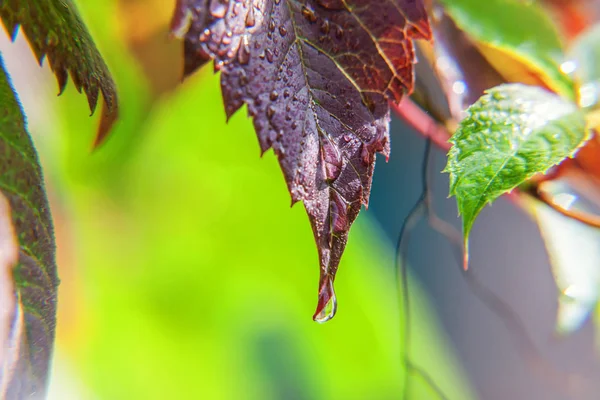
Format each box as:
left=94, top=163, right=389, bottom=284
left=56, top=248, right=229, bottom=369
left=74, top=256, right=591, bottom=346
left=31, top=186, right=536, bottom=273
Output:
left=437, top=0, right=574, bottom=98
left=0, top=0, right=119, bottom=141
left=429, top=0, right=600, bottom=336
left=527, top=181, right=600, bottom=335
left=0, top=187, right=16, bottom=397
left=542, top=0, right=600, bottom=40
left=568, top=23, right=600, bottom=111
left=0, top=56, right=57, bottom=398
left=1, top=0, right=476, bottom=398
left=569, top=24, right=600, bottom=86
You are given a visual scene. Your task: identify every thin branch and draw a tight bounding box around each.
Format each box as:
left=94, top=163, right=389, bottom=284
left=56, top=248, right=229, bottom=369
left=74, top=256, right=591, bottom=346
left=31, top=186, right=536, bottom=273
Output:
left=421, top=161, right=588, bottom=397
left=392, top=87, right=594, bottom=398
left=390, top=98, right=451, bottom=152
left=390, top=97, right=525, bottom=211
left=395, top=137, right=450, bottom=400
left=532, top=184, right=600, bottom=229
left=407, top=360, right=450, bottom=400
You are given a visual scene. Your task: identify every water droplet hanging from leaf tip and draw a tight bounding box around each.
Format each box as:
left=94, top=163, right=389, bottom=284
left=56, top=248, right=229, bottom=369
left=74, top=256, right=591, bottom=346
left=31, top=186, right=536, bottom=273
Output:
left=313, top=278, right=337, bottom=323
left=314, top=296, right=337, bottom=323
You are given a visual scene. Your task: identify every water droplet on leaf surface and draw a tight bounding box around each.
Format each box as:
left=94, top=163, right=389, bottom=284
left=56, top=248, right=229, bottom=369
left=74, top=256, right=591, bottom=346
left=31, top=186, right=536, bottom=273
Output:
left=245, top=5, right=256, bottom=27
left=209, top=0, right=228, bottom=18
left=265, top=48, right=274, bottom=63
left=238, top=35, right=251, bottom=64
left=302, top=5, right=317, bottom=22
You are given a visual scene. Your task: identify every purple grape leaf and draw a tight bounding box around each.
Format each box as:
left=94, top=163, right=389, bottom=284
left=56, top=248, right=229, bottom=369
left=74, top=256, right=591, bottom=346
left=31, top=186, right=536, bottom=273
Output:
left=172, top=0, right=431, bottom=321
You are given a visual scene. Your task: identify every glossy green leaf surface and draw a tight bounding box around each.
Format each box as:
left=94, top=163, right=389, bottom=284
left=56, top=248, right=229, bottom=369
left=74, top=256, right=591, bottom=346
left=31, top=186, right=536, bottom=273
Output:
left=445, top=84, right=589, bottom=258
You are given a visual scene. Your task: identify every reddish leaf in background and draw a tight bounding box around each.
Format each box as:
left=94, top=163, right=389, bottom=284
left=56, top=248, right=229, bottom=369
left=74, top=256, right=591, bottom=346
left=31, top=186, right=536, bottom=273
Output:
left=542, top=0, right=599, bottom=39
left=172, top=0, right=431, bottom=321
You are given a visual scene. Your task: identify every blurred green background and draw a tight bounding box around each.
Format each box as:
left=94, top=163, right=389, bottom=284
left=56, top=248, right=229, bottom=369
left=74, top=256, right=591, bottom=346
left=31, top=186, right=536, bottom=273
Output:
left=1, top=0, right=474, bottom=399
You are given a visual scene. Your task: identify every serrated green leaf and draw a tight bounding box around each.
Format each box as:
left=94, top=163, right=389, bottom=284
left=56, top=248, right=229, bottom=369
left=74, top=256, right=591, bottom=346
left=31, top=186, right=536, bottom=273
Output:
left=437, top=0, right=574, bottom=99
left=0, top=0, right=119, bottom=144
left=445, top=84, right=590, bottom=265
left=0, top=55, right=57, bottom=398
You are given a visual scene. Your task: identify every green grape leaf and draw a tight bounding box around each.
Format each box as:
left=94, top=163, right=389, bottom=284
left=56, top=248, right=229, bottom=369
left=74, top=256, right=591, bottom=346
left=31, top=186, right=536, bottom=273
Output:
left=0, top=56, right=58, bottom=398
left=437, top=0, right=574, bottom=99
left=445, top=84, right=590, bottom=267
left=0, top=0, right=119, bottom=144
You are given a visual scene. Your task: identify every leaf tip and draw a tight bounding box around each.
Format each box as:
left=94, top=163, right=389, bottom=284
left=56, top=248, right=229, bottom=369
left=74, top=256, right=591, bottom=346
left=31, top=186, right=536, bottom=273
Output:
left=92, top=100, right=119, bottom=149
left=463, top=238, right=470, bottom=271
left=313, top=274, right=337, bottom=323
